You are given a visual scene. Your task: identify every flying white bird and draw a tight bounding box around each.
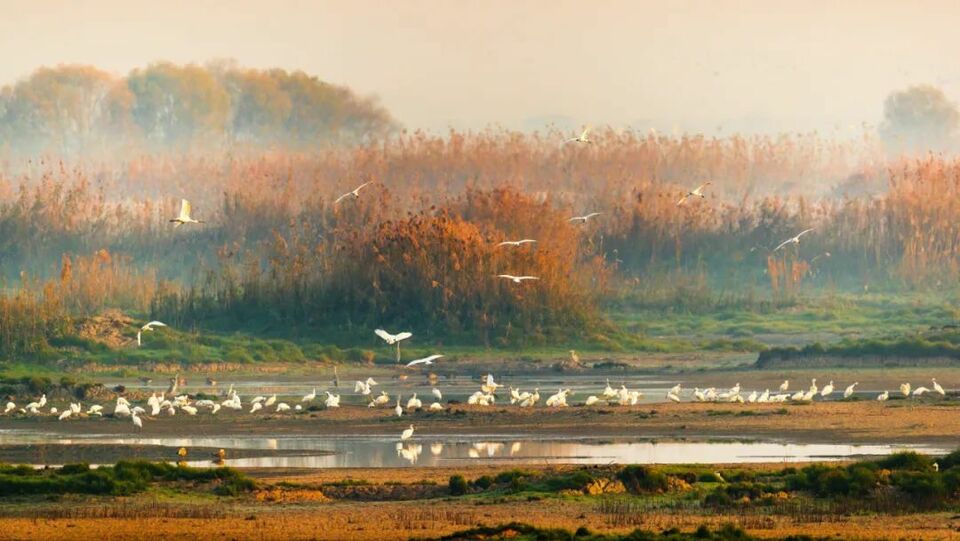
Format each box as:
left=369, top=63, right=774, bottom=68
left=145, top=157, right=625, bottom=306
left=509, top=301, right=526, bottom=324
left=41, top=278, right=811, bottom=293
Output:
left=407, top=354, right=444, bottom=367
left=569, top=212, right=601, bottom=224
left=497, top=239, right=537, bottom=247
left=334, top=182, right=372, bottom=204
left=375, top=329, right=413, bottom=363
left=676, top=182, right=711, bottom=206
left=497, top=274, right=539, bottom=284
left=773, top=229, right=815, bottom=252
left=565, top=126, right=592, bottom=144
left=169, top=199, right=204, bottom=227
left=137, top=321, right=167, bottom=347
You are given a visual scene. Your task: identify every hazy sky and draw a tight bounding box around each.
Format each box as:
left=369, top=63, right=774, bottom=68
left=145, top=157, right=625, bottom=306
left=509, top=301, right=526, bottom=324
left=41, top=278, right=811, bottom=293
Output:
left=1, top=0, right=958, bottom=135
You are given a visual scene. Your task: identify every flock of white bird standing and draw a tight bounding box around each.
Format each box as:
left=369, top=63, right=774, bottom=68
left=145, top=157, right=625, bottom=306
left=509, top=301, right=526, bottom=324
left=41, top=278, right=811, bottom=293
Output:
left=3, top=167, right=951, bottom=448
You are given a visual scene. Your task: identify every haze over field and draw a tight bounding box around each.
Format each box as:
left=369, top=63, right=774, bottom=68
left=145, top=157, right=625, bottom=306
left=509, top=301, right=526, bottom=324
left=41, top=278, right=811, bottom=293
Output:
left=1, top=0, right=959, bottom=135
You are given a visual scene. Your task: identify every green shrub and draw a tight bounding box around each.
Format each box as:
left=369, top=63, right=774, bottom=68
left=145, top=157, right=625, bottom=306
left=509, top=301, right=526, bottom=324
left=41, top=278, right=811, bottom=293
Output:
left=876, top=452, right=933, bottom=472
left=617, top=465, right=669, bottom=494
left=449, top=474, right=468, bottom=496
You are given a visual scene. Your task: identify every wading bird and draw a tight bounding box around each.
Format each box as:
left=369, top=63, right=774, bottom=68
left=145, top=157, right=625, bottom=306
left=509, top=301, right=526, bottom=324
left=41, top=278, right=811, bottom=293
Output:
left=773, top=228, right=815, bottom=252
left=169, top=199, right=204, bottom=227
left=137, top=321, right=167, bottom=347
left=406, top=354, right=443, bottom=367
left=400, top=424, right=415, bottom=441
left=334, top=182, right=372, bottom=204
left=933, top=378, right=945, bottom=396
left=564, top=126, right=591, bottom=144
left=497, top=274, right=539, bottom=284
left=497, top=239, right=537, bottom=247
left=843, top=382, right=858, bottom=399
left=877, top=390, right=889, bottom=401
left=676, top=182, right=711, bottom=206
left=569, top=212, right=601, bottom=224
left=375, top=329, right=413, bottom=363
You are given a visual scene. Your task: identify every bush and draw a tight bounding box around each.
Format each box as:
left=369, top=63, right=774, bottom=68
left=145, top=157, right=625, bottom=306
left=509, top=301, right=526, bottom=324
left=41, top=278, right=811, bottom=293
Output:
left=449, top=475, right=468, bottom=496
left=617, top=465, right=669, bottom=494
left=876, top=452, right=933, bottom=472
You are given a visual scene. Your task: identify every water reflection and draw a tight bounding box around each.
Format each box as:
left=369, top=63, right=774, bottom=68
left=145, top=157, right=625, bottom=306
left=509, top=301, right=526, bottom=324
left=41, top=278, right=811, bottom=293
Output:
left=0, top=430, right=949, bottom=469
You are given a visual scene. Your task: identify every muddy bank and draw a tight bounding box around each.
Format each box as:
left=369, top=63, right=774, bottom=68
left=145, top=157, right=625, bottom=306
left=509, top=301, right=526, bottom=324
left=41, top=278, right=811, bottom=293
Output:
left=0, top=443, right=331, bottom=465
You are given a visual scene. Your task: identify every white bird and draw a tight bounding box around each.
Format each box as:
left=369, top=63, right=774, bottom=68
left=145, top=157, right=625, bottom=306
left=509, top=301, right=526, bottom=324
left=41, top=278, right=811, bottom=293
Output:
left=169, top=199, right=204, bottom=227
left=334, top=182, right=372, bottom=204
left=497, top=239, right=537, bottom=247
left=843, top=382, right=858, bottom=399
left=131, top=413, right=142, bottom=430
left=250, top=402, right=263, bottom=414
left=324, top=392, right=341, bottom=408
left=519, top=388, right=540, bottom=407
left=747, top=391, right=758, bottom=403
left=369, top=391, right=391, bottom=407
left=302, top=388, right=317, bottom=402
left=676, top=182, right=711, bottom=206
left=428, top=402, right=443, bottom=411
left=912, top=386, right=930, bottom=397
left=601, top=380, right=618, bottom=400
left=779, top=380, right=789, bottom=392
left=497, top=274, right=539, bottom=284
left=900, top=382, right=912, bottom=397
left=877, top=390, right=889, bottom=401
left=666, top=392, right=681, bottom=403
left=400, top=424, right=415, bottom=441
left=2, top=402, right=14, bottom=414
left=773, top=228, right=815, bottom=252
left=481, top=374, right=501, bottom=394
left=276, top=403, right=290, bottom=412
left=432, top=388, right=442, bottom=401
left=137, top=321, right=168, bottom=347
left=407, top=354, right=444, bottom=367
left=58, top=410, right=72, bottom=421
left=374, top=329, right=413, bottom=345
left=375, top=329, right=413, bottom=363
left=565, top=126, right=592, bottom=144
left=354, top=380, right=373, bottom=395
left=406, top=393, right=422, bottom=410
left=395, top=397, right=403, bottom=417
left=584, top=395, right=600, bottom=406
left=808, top=379, right=818, bottom=395
left=933, top=378, right=945, bottom=396
left=669, top=383, right=682, bottom=396
left=820, top=381, right=834, bottom=398
left=569, top=212, right=601, bottom=224
left=264, top=394, right=277, bottom=407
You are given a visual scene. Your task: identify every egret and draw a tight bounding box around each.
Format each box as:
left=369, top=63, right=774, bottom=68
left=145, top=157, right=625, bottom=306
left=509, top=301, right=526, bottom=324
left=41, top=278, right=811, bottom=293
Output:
left=264, top=394, right=277, bottom=407
left=497, top=274, right=539, bottom=284
left=747, top=391, right=758, bottom=403
left=3, top=402, right=14, bottom=414
left=669, top=383, right=682, bottom=396
left=481, top=374, right=501, bottom=394
left=843, top=382, right=858, bottom=399
left=276, top=403, right=290, bottom=412
left=169, top=199, right=204, bottom=227
left=406, top=354, right=444, bottom=367
left=370, top=391, right=391, bottom=407
left=519, top=388, right=540, bottom=407
left=676, top=182, right=711, bottom=206
left=428, top=402, right=443, bottom=411
left=302, top=388, right=317, bottom=402
left=354, top=380, right=373, bottom=395
left=584, top=395, right=600, bottom=406
left=601, top=380, right=618, bottom=400
left=375, top=329, right=413, bottom=363
left=773, top=228, right=815, bottom=252
left=250, top=402, right=263, bottom=414
left=820, top=381, right=834, bottom=398
left=432, top=388, right=442, bottom=401
left=808, top=379, right=818, bottom=395
left=912, top=386, right=929, bottom=397
left=877, top=390, right=889, bottom=401
left=779, top=380, right=789, bottom=392
left=137, top=321, right=168, bottom=347
left=933, top=378, right=945, bottom=396
left=406, top=393, right=422, bottom=410
left=569, top=212, right=601, bottom=224
left=58, top=410, right=72, bottom=421
left=667, top=392, right=681, bottom=403
left=131, top=414, right=142, bottom=430
left=324, top=392, right=341, bottom=408
left=564, top=126, right=592, bottom=144
left=497, top=239, right=537, bottom=247
left=334, top=182, right=372, bottom=204
left=395, top=397, right=403, bottom=417
left=400, top=424, right=415, bottom=441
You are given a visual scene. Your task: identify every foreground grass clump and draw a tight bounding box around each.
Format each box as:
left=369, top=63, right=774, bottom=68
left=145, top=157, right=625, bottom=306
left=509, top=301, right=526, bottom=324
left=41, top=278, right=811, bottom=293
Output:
left=0, top=461, right=255, bottom=497
left=421, top=522, right=825, bottom=541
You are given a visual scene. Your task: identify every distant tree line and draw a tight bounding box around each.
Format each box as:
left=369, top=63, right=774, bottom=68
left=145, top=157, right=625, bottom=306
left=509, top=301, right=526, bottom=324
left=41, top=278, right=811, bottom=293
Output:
left=0, top=62, right=397, bottom=154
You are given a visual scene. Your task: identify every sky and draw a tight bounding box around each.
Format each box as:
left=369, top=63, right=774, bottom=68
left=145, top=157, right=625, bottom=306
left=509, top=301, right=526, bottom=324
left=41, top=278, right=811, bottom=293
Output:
left=1, top=0, right=958, bottom=136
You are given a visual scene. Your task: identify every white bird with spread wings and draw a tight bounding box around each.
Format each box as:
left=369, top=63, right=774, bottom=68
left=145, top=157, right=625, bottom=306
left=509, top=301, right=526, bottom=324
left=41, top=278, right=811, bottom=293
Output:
left=334, top=182, right=372, bottom=204
left=569, top=212, right=601, bottom=224
left=169, top=199, right=204, bottom=227
left=497, top=239, right=537, bottom=247
left=676, top=182, right=711, bottom=206
left=773, top=229, right=815, bottom=252
left=565, top=126, right=592, bottom=144
left=497, top=274, right=539, bottom=284
left=375, top=329, right=413, bottom=363
left=137, top=321, right=167, bottom=347
left=406, top=354, right=444, bottom=367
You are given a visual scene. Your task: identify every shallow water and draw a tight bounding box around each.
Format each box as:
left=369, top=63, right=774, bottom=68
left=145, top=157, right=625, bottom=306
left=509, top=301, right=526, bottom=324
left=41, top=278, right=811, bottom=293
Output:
left=0, top=430, right=947, bottom=468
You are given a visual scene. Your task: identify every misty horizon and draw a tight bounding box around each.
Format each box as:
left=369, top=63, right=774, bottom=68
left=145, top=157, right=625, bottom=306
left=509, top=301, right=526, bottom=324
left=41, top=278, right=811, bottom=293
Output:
left=1, top=0, right=958, bottom=137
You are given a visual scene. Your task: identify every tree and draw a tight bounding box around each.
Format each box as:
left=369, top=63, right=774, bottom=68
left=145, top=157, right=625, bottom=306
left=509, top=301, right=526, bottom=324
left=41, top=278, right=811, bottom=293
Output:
left=880, top=85, right=960, bottom=154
